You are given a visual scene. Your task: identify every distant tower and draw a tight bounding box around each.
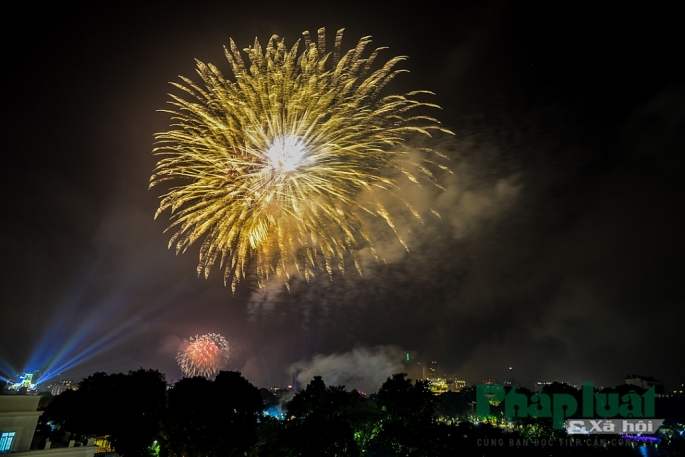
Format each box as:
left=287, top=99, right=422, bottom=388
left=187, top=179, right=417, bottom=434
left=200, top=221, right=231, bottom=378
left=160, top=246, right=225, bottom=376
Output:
left=429, top=361, right=438, bottom=379
left=292, top=368, right=302, bottom=392
left=20, top=373, right=33, bottom=389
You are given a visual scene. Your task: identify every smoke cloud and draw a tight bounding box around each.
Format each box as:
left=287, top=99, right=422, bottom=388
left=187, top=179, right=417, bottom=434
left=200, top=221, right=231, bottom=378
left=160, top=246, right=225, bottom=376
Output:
left=288, top=346, right=407, bottom=393
left=246, top=133, right=522, bottom=317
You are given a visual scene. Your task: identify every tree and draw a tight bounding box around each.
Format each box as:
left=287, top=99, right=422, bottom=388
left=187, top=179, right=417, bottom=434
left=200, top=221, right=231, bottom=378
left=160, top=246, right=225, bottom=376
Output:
left=161, top=371, right=263, bottom=457
left=278, top=376, right=368, bottom=457
left=438, top=387, right=475, bottom=422
left=43, top=369, right=167, bottom=457
left=369, top=373, right=439, bottom=457
left=259, top=388, right=280, bottom=410
left=117, top=369, right=167, bottom=456
left=375, top=373, right=437, bottom=427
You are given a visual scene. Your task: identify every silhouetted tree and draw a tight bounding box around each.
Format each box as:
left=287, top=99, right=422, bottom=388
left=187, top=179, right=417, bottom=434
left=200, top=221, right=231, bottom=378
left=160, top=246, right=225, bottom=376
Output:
left=37, top=392, right=54, bottom=410
left=259, top=387, right=280, bottom=409
left=376, top=373, right=437, bottom=427
left=369, top=373, right=439, bottom=457
left=42, top=387, right=82, bottom=429
left=438, top=387, right=476, bottom=422
left=43, top=368, right=166, bottom=457
left=119, top=369, right=167, bottom=456
left=161, top=371, right=263, bottom=457
left=278, top=376, right=366, bottom=457
left=250, top=415, right=289, bottom=457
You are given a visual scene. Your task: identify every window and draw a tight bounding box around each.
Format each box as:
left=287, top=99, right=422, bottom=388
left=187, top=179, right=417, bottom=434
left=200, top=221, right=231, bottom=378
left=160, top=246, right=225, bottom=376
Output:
left=0, top=432, right=15, bottom=452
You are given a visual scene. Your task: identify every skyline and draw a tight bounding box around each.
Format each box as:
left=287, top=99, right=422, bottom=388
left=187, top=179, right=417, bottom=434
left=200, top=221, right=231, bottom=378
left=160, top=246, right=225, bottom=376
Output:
left=5, top=364, right=672, bottom=398
left=1, top=1, right=683, bottom=391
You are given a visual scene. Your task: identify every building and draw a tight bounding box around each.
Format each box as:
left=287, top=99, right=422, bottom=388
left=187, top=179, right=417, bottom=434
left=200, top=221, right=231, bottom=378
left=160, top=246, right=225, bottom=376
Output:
left=270, top=387, right=292, bottom=400
left=673, top=383, right=684, bottom=398
left=50, top=381, right=73, bottom=397
left=448, top=379, right=466, bottom=392
left=0, top=394, right=95, bottom=457
left=429, top=361, right=438, bottom=379
left=5, top=372, right=43, bottom=393
left=625, top=375, right=665, bottom=395
left=427, top=378, right=449, bottom=395
left=532, top=381, right=583, bottom=393
left=413, top=361, right=439, bottom=382
left=533, top=381, right=553, bottom=392
left=291, top=370, right=301, bottom=393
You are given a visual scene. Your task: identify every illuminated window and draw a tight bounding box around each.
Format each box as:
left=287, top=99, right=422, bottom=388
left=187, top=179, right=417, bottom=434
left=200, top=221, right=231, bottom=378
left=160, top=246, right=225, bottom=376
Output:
left=0, top=432, right=16, bottom=452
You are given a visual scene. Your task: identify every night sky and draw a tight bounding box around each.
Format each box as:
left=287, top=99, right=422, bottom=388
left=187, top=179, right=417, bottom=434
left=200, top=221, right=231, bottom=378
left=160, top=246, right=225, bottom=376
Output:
left=2, top=1, right=683, bottom=392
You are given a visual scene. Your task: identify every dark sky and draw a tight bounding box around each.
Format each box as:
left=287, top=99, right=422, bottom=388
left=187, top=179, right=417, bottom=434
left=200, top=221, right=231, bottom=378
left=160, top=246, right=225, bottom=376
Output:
left=1, top=1, right=683, bottom=392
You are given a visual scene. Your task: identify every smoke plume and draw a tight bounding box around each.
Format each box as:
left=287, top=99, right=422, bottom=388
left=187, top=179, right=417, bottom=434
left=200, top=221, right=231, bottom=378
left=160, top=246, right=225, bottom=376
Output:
left=288, top=346, right=407, bottom=393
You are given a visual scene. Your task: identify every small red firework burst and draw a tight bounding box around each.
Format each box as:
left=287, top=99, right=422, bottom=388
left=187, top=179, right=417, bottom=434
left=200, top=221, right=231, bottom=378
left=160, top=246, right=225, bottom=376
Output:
left=176, top=333, right=230, bottom=378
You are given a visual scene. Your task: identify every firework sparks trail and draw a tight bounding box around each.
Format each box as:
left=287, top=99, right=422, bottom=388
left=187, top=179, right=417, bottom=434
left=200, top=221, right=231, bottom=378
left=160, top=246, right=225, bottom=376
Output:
left=176, top=333, right=230, bottom=378
left=151, top=27, right=453, bottom=291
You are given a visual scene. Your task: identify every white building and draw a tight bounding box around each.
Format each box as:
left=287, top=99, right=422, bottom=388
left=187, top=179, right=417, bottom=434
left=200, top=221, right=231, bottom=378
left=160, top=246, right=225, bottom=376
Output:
left=50, top=381, right=73, bottom=397
left=0, top=395, right=95, bottom=457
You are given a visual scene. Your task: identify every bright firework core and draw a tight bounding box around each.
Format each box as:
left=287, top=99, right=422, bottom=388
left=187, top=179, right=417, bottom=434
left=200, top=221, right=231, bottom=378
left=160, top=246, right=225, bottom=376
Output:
left=176, top=333, right=230, bottom=378
left=151, top=27, right=453, bottom=291
left=190, top=340, right=218, bottom=362
left=266, top=136, right=309, bottom=173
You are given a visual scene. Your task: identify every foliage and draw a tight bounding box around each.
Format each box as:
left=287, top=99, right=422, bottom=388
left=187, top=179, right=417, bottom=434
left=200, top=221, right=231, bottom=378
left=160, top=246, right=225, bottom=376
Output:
left=37, top=392, right=54, bottom=410
left=43, top=368, right=167, bottom=457
left=160, top=371, right=263, bottom=457
left=368, top=373, right=440, bottom=456
left=44, top=370, right=685, bottom=456
left=280, top=376, right=365, bottom=456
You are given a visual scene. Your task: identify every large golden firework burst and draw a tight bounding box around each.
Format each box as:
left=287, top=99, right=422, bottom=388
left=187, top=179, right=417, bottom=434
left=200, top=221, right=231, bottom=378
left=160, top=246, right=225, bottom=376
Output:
left=151, top=27, right=452, bottom=291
